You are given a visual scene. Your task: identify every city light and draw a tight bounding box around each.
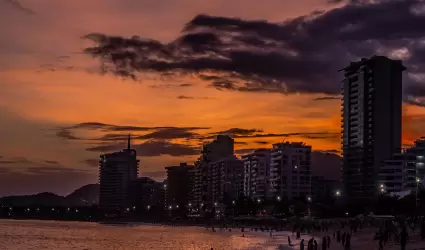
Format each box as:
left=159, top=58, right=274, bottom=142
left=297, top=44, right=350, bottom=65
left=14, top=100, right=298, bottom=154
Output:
left=232, top=200, right=235, bottom=204
left=147, top=205, right=150, bottom=210
left=335, top=190, right=341, bottom=196
left=188, top=203, right=192, bottom=207
left=416, top=177, right=421, bottom=183
left=345, top=212, right=349, bottom=216
left=176, top=205, right=179, bottom=208
left=214, top=202, right=217, bottom=206
left=380, top=184, right=384, bottom=188
left=307, top=196, right=311, bottom=202
left=277, top=196, right=281, bottom=201
left=294, top=165, right=298, bottom=169
left=257, top=199, right=261, bottom=203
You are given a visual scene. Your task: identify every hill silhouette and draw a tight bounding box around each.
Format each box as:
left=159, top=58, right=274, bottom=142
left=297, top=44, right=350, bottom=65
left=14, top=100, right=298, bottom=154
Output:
left=0, top=184, right=99, bottom=207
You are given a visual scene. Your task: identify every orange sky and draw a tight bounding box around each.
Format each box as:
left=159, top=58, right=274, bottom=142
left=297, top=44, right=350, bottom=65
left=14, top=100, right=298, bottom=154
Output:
left=0, top=0, right=424, bottom=196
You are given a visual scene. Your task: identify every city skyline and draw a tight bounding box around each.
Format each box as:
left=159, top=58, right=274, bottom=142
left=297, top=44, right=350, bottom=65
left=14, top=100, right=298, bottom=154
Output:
left=2, top=0, right=425, bottom=197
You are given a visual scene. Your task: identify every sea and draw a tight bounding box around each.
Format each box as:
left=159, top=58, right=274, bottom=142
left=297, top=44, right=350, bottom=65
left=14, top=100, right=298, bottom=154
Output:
left=0, top=219, right=301, bottom=250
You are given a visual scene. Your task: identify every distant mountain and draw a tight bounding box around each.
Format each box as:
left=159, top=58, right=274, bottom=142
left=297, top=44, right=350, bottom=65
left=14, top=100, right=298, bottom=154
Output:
left=311, top=151, right=341, bottom=180
left=0, top=192, right=64, bottom=207
left=64, top=184, right=99, bottom=206
left=0, top=184, right=99, bottom=207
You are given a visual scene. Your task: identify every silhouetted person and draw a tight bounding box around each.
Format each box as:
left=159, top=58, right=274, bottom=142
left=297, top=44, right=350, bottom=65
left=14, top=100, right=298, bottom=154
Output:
left=297, top=231, right=301, bottom=239
left=400, top=228, right=408, bottom=250
left=421, top=218, right=425, bottom=240
left=288, top=236, right=292, bottom=246
left=300, top=239, right=305, bottom=250
left=308, top=238, right=314, bottom=250
left=342, top=232, right=346, bottom=246
left=322, top=237, right=327, bottom=250
left=327, top=236, right=331, bottom=249
left=379, top=238, right=384, bottom=250
left=345, top=234, right=351, bottom=250
left=313, top=239, right=318, bottom=250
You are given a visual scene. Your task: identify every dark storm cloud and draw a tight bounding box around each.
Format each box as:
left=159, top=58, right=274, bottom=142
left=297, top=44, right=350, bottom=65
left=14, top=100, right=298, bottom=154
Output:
left=83, top=159, right=99, bottom=167
left=44, top=160, right=59, bottom=165
left=56, top=129, right=80, bottom=140
left=233, top=132, right=339, bottom=139
left=55, top=122, right=211, bottom=141
left=313, top=96, right=341, bottom=101
left=27, top=166, right=87, bottom=175
left=0, top=157, right=33, bottom=164
left=84, top=0, right=425, bottom=106
left=317, top=149, right=341, bottom=154
left=254, top=141, right=269, bottom=145
left=177, top=95, right=210, bottom=100
left=212, top=128, right=264, bottom=136
left=86, top=140, right=199, bottom=157
left=66, top=122, right=209, bottom=132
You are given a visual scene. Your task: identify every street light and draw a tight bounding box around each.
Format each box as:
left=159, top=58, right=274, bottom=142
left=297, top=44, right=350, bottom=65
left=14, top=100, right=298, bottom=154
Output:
left=277, top=196, right=281, bottom=201
left=307, top=196, right=312, bottom=202
left=147, top=205, right=150, bottom=210
left=416, top=177, right=421, bottom=208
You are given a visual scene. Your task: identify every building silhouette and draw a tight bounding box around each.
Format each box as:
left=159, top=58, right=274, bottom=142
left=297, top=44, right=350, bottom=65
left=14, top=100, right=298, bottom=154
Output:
left=269, top=142, right=312, bottom=200
left=130, top=177, right=164, bottom=213
left=99, top=135, right=139, bottom=212
left=209, top=155, right=244, bottom=205
left=341, top=56, right=405, bottom=200
left=242, top=149, right=272, bottom=201
left=192, top=135, right=234, bottom=207
left=165, top=163, right=194, bottom=212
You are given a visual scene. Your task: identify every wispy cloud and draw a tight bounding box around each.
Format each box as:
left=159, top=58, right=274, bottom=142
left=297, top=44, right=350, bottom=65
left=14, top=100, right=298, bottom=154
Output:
left=3, top=0, right=35, bottom=15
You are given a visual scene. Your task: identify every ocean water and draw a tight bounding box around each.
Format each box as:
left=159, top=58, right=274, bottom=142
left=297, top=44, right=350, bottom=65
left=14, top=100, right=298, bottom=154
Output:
left=0, top=219, right=289, bottom=250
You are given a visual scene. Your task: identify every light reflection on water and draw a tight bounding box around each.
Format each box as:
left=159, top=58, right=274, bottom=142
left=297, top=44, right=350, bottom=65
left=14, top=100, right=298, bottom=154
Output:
left=0, top=219, right=275, bottom=250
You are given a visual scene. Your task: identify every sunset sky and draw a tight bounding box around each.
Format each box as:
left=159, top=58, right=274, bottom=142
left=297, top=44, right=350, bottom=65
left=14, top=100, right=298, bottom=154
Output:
left=1, top=0, right=425, bottom=196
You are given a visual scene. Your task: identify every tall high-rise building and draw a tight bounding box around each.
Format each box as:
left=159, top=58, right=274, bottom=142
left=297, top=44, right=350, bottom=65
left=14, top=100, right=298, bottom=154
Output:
left=341, top=56, right=405, bottom=199
left=99, top=135, right=139, bottom=212
left=405, top=138, right=425, bottom=183
left=209, top=155, right=244, bottom=205
left=192, top=135, right=234, bottom=206
left=269, top=142, right=312, bottom=200
left=165, top=163, right=194, bottom=210
left=242, top=149, right=271, bottom=200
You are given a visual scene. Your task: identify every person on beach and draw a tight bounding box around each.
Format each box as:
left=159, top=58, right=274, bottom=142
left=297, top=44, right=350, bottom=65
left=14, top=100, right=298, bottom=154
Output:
left=313, top=239, right=318, bottom=250
left=400, top=227, right=408, bottom=250
left=288, top=236, right=292, bottom=246
left=297, top=231, right=301, bottom=239
left=342, top=232, right=346, bottom=246
left=300, top=239, right=305, bottom=250
left=345, top=234, right=351, bottom=250
left=308, top=238, right=314, bottom=250
left=322, top=237, right=327, bottom=250
left=326, top=236, right=331, bottom=249
left=378, top=237, right=384, bottom=250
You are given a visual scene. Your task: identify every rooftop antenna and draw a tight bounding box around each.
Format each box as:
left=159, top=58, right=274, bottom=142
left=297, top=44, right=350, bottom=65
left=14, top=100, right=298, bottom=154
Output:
left=127, top=133, right=131, bottom=150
